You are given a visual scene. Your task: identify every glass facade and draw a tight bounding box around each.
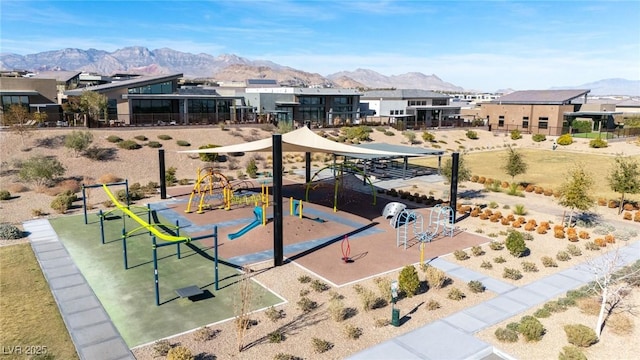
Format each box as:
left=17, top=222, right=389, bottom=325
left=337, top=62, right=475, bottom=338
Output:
left=128, top=81, right=174, bottom=94
left=1, top=95, right=29, bottom=110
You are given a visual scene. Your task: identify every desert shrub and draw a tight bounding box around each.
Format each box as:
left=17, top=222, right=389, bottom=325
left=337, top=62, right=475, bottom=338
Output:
left=297, top=297, right=317, bottom=313
left=533, top=308, right=551, bottom=318
left=0, top=223, right=23, bottom=239
left=522, top=232, right=534, bottom=241
left=19, top=155, right=66, bottom=186
left=589, top=138, right=608, bottom=148
left=518, top=315, right=545, bottom=342
left=310, top=279, right=329, bottom=293
left=577, top=297, right=601, bottom=315
left=556, top=251, right=571, bottom=261
left=541, top=256, right=558, bottom=267
left=544, top=300, right=568, bottom=313
left=311, top=338, right=333, bottom=353
left=398, top=265, right=420, bottom=297
left=557, top=134, right=573, bottom=145
left=166, top=345, right=193, bottom=360
left=50, top=190, right=77, bottom=214
left=558, top=345, right=587, bottom=360
left=64, top=130, right=94, bottom=156
left=607, top=313, right=634, bottom=335
left=153, top=340, right=172, bottom=356
left=426, top=299, right=441, bottom=310
left=146, top=141, right=162, bottom=148
left=505, top=231, right=527, bottom=257
left=158, top=134, right=172, bottom=140
left=466, top=130, right=478, bottom=139
left=566, top=244, right=582, bottom=257
left=84, top=146, right=117, bottom=161
left=355, top=285, right=386, bottom=311
left=494, top=256, right=506, bottom=264
left=106, top=135, right=123, bottom=143
left=532, top=133, right=546, bottom=142
left=299, top=289, right=310, bottom=297
left=328, top=298, right=349, bottom=322
left=0, top=190, right=11, bottom=200
left=424, top=265, right=448, bottom=289
left=494, top=327, right=518, bottom=342
left=447, top=287, right=465, bottom=300
left=268, top=330, right=284, bottom=343
left=118, top=139, right=141, bottom=150
left=297, top=275, right=311, bottom=283
left=470, top=246, right=484, bottom=256
left=467, top=280, right=485, bottom=293
left=265, top=306, right=285, bottom=322
left=176, top=140, right=191, bottom=146
left=521, top=261, right=539, bottom=272
left=566, top=288, right=590, bottom=301
left=198, top=144, right=220, bottom=162
left=194, top=326, right=219, bottom=341
left=454, top=249, right=470, bottom=260
left=383, top=130, right=395, bottom=136
left=503, top=268, right=523, bottom=280
left=489, top=241, right=504, bottom=250
left=373, top=277, right=392, bottom=301
left=585, top=241, right=600, bottom=251
left=510, top=129, right=522, bottom=140
left=564, top=324, right=598, bottom=347
left=246, top=158, right=258, bottom=178
left=343, top=324, right=363, bottom=339
left=480, top=260, right=493, bottom=269
left=422, top=131, right=435, bottom=142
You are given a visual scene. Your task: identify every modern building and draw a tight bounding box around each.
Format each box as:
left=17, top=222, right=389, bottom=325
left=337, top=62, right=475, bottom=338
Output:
left=480, top=89, right=593, bottom=135
left=0, top=76, right=62, bottom=124
left=64, top=73, right=250, bottom=127
left=243, top=87, right=362, bottom=127
left=31, top=71, right=82, bottom=104
left=360, top=89, right=460, bottom=129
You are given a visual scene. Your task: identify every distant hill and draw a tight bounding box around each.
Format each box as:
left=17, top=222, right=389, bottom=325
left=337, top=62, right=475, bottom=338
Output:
left=550, top=78, right=640, bottom=96
left=327, top=68, right=465, bottom=92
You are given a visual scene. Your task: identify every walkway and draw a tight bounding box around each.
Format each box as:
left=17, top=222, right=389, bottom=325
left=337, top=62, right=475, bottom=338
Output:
left=348, top=241, right=640, bottom=359
left=24, top=219, right=135, bottom=360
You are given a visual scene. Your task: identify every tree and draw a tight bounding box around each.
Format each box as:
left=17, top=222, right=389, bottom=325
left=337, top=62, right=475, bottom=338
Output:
left=234, top=270, right=254, bottom=352
left=19, top=155, right=66, bottom=186
left=586, top=249, right=640, bottom=339
left=64, top=90, right=107, bottom=126
left=502, top=146, right=528, bottom=181
left=442, top=154, right=472, bottom=185
left=607, top=156, right=640, bottom=214
left=2, top=104, right=34, bottom=146
left=557, top=163, right=594, bottom=227
left=64, top=130, right=94, bottom=157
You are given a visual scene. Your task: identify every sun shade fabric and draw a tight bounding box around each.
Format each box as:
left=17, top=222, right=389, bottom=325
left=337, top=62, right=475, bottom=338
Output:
left=178, top=126, right=418, bottom=156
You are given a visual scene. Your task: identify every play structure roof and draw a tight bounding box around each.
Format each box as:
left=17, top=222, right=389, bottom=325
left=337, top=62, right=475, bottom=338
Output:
left=337, top=143, right=444, bottom=160
left=179, top=126, right=423, bottom=157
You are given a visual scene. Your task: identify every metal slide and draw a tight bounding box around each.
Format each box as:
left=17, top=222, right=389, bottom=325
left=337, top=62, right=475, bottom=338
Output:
left=227, top=206, right=263, bottom=240
left=102, top=184, right=190, bottom=242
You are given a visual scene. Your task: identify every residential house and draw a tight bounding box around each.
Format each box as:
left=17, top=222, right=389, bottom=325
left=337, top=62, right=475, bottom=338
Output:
left=0, top=76, right=62, bottom=124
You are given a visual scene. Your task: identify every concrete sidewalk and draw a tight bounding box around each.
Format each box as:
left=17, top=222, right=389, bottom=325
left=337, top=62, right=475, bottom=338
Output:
left=24, top=219, right=135, bottom=360
left=349, top=241, right=640, bottom=360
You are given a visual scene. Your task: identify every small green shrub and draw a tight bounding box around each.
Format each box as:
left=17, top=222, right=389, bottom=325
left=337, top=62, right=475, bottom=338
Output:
left=343, top=324, right=363, bottom=339
left=510, top=129, right=522, bottom=140
left=454, top=249, right=470, bottom=260
left=146, top=141, right=162, bottom=148
left=494, top=256, right=506, bottom=264
left=0, top=223, right=23, bottom=239
left=506, top=231, right=527, bottom=257
left=495, top=327, right=518, bottom=342
left=480, top=260, right=493, bottom=269
left=311, top=338, right=333, bottom=353
left=521, top=261, right=539, bottom=272
left=566, top=244, right=582, bottom=257
left=198, top=144, right=220, bottom=162
left=134, top=135, right=148, bottom=141
left=299, top=289, right=310, bottom=297
left=374, top=318, right=390, bottom=327
left=273, top=354, right=302, bottom=360
left=165, top=166, right=177, bottom=186
left=557, top=251, right=571, bottom=261
left=518, top=315, right=545, bottom=342
left=106, top=135, right=123, bottom=143
left=585, top=241, right=600, bottom=251
left=328, top=298, right=348, bottom=322
left=383, top=130, right=395, bottom=136
left=50, top=190, right=77, bottom=214
left=426, top=299, right=441, bottom=310
left=424, top=265, right=448, bottom=289
left=398, top=265, right=420, bottom=297
left=503, top=268, right=523, bottom=280
left=559, top=345, right=587, bottom=360
left=268, top=330, right=284, bottom=343
left=533, top=308, right=551, bottom=318
left=265, top=306, right=285, bottom=322
left=310, top=279, right=329, bottom=293
left=541, top=256, right=558, bottom=267
left=297, top=297, right=318, bottom=313
left=153, top=339, right=171, bottom=356
left=194, top=326, right=219, bottom=341
left=589, top=138, right=608, bottom=148
left=557, top=134, right=573, bottom=146
left=176, top=140, right=191, bottom=147
left=513, top=204, right=527, bottom=215
left=422, top=131, right=435, bottom=142
left=158, top=134, right=172, bottom=140
left=298, top=275, right=311, bottom=283
left=373, top=277, right=392, bottom=301
left=506, top=322, right=520, bottom=332
left=246, top=158, right=258, bottom=179
left=0, top=190, right=11, bottom=200
left=564, top=324, right=598, bottom=347
left=466, top=130, right=479, bottom=139
left=166, top=345, right=193, bottom=360
left=468, top=280, right=485, bottom=293
left=489, top=241, right=504, bottom=250
left=447, top=287, right=465, bottom=300
left=532, top=133, right=546, bottom=142
left=117, top=139, right=141, bottom=150
left=544, top=300, right=568, bottom=313
left=471, top=246, right=484, bottom=256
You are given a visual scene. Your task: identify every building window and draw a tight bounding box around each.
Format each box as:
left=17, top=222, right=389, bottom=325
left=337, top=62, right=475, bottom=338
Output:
left=1, top=95, right=29, bottom=110
left=128, top=81, right=174, bottom=94
left=432, top=99, right=447, bottom=106
left=538, top=117, right=549, bottom=129
left=522, top=116, right=529, bottom=129
left=498, top=116, right=505, bottom=127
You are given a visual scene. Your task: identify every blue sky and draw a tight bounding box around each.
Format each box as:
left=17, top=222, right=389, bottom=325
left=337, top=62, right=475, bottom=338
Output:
left=1, top=0, right=639, bottom=91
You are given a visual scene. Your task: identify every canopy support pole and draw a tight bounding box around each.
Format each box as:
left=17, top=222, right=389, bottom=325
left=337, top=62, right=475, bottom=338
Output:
left=272, top=134, right=284, bottom=266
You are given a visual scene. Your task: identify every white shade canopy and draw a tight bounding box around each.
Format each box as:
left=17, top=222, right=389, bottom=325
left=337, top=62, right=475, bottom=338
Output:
left=178, top=126, right=419, bottom=157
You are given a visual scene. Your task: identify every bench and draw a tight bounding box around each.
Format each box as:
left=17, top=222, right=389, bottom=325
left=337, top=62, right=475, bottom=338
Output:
left=175, top=285, right=204, bottom=298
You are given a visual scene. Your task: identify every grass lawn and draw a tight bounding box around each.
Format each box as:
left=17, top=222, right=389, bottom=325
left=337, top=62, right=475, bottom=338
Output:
left=0, top=243, right=79, bottom=360
left=49, top=213, right=283, bottom=347
left=412, top=148, right=640, bottom=202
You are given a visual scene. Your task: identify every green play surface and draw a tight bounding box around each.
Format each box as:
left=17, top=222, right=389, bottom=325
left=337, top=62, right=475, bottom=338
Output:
left=50, top=213, right=283, bottom=347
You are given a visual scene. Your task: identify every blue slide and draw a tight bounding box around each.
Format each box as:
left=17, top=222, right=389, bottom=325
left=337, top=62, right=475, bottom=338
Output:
left=228, top=206, right=263, bottom=240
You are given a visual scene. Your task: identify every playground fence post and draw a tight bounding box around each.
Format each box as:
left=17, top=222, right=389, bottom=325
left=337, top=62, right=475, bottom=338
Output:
left=122, top=228, right=128, bottom=270
left=214, top=226, right=219, bottom=291
left=147, top=204, right=152, bottom=236
left=99, top=210, right=105, bottom=244
left=153, top=236, right=160, bottom=306
left=82, top=185, right=88, bottom=224
left=176, top=220, right=181, bottom=259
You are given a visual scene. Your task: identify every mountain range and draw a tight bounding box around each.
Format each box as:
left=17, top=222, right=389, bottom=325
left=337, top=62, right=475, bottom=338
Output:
left=1, top=46, right=638, bottom=96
